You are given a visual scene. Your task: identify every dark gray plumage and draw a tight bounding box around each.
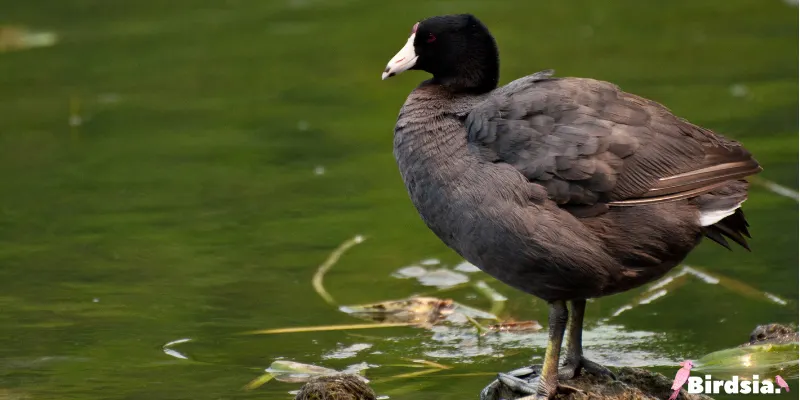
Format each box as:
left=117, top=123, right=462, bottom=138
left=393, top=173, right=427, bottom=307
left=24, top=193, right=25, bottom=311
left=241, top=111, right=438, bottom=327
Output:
left=382, top=14, right=761, bottom=399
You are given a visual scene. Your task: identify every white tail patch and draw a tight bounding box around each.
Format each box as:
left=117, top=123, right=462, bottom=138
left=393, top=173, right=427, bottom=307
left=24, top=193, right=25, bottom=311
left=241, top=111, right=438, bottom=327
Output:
left=698, top=201, right=744, bottom=226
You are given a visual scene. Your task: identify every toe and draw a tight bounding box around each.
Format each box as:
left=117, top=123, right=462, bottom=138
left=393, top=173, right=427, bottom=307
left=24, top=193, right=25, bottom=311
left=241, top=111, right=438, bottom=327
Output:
left=515, top=383, right=579, bottom=400
left=497, top=373, right=539, bottom=395
left=557, top=364, right=579, bottom=380
left=558, top=357, right=616, bottom=381
left=506, top=365, right=539, bottom=378
left=482, top=365, right=567, bottom=400
left=581, top=357, right=616, bottom=379
left=557, top=383, right=582, bottom=394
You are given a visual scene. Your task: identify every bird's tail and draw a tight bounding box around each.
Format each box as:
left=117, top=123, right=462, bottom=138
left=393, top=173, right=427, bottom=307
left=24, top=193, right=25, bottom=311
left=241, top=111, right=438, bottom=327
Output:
left=668, top=389, right=680, bottom=400
left=694, top=180, right=752, bottom=250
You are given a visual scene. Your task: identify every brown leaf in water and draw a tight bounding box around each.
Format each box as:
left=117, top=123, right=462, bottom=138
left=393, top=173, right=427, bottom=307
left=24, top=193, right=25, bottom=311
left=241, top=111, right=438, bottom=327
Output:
left=487, top=320, right=543, bottom=333
left=340, top=297, right=456, bottom=325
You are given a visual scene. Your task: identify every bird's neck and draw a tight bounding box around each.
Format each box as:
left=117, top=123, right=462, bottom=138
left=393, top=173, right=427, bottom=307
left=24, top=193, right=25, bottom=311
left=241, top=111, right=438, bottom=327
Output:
left=433, top=55, right=499, bottom=94
left=392, top=86, right=478, bottom=186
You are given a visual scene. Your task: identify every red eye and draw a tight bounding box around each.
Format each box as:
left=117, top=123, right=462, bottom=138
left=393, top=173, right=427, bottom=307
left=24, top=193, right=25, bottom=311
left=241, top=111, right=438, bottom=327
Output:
left=427, top=33, right=436, bottom=43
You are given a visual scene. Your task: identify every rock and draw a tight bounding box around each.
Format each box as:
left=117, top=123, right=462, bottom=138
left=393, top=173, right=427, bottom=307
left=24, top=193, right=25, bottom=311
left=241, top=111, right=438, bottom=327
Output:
left=295, top=374, right=376, bottom=400
left=480, top=366, right=713, bottom=400
left=480, top=323, right=798, bottom=400
left=743, top=323, right=798, bottom=346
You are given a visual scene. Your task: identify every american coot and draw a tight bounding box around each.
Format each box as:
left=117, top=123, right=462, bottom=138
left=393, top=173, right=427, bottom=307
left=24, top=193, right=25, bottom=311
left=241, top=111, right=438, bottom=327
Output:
left=382, top=14, right=762, bottom=400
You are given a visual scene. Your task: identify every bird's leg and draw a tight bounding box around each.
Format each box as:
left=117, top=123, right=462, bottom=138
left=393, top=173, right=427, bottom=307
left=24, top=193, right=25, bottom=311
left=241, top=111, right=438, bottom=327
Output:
left=480, top=301, right=581, bottom=400
left=529, top=300, right=570, bottom=399
left=558, top=299, right=616, bottom=380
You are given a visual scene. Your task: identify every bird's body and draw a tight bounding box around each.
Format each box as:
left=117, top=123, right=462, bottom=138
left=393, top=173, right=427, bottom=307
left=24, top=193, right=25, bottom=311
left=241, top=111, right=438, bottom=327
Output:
left=394, top=75, right=756, bottom=302
left=382, top=14, right=760, bottom=399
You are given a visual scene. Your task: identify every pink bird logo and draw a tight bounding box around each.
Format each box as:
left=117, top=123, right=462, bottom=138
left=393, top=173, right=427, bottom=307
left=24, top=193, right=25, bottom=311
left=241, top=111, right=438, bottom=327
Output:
left=668, top=360, right=694, bottom=400
left=775, top=375, right=790, bottom=392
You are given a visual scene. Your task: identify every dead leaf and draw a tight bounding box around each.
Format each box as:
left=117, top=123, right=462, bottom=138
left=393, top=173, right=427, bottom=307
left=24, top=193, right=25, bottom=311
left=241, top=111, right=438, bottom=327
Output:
left=340, top=297, right=455, bottom=325
left=487, top=320, right=543, bottom=333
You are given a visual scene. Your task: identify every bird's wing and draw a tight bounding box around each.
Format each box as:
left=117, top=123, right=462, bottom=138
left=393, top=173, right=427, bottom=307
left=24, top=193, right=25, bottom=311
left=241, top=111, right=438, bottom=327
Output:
left=465, top=71, right=762, bottom=211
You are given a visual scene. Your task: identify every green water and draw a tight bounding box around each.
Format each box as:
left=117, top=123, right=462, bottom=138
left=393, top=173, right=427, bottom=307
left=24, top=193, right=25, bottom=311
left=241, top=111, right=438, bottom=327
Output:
left=0, top=1, right=797, bottom=399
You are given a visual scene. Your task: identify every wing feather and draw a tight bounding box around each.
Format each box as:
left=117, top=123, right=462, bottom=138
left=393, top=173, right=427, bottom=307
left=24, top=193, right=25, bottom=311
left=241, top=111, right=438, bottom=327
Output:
left=466, top=71, right=762, bottom=210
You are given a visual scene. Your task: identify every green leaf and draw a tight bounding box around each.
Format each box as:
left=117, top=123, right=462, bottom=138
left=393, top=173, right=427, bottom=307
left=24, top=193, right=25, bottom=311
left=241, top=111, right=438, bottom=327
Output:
left=695, top=343, right=799, bottom=380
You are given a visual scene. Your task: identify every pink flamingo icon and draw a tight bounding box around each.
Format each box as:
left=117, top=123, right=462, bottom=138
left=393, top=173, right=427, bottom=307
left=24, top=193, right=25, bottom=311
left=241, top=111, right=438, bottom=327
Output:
left=775, top=375, right=790, bottom=392
left=668, top=360, right=694, bottom=400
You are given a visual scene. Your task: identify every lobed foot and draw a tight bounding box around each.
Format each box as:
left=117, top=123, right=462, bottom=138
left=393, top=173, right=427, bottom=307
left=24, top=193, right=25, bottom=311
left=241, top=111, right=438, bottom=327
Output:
left=480, top=366, right=580, bottom=400
left=558, top=356, right=616, bottom=381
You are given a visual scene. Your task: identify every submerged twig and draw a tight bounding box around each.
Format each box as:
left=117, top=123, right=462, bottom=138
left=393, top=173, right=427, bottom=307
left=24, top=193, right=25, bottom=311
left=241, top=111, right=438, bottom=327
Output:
left=429, top=372, right=500, bottom=378
left=414, top=281, right=472, bottom=297
left=312, top=235, right=366, bottom=306
left=373, top=368, right=445, bottom=382
left=465, top=314, right=490, bottom=335
left=473, top=280, right=507, bottom=317
left=372, top=359, right=451, bottom=383
left=750, top=176, right=799, bottom=202
left=245, top=322, right=413, bottom=335
left=683, top=265, right=790, bottom=306
left=243, top=373, right=274, bottom=390
left=403, top=358, right=451, bottom=370
left=610, top=263, right=789, bottom=318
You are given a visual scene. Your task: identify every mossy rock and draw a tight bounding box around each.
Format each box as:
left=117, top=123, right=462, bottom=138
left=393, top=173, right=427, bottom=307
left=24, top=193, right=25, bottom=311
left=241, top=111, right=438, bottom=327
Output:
left=550, top=367, right=714, bottom=400
left=482, top=367, right=713, bottom=400
left=482, top=323, right=798, bottom=399
left=295, top=374, right=376, bottom=400
left=743, top=323, right=798, bottom=347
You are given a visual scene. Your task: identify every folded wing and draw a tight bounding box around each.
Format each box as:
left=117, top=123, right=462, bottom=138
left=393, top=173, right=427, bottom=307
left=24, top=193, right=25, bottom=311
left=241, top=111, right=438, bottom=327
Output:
left=465, top=71, right=762, bottom=209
